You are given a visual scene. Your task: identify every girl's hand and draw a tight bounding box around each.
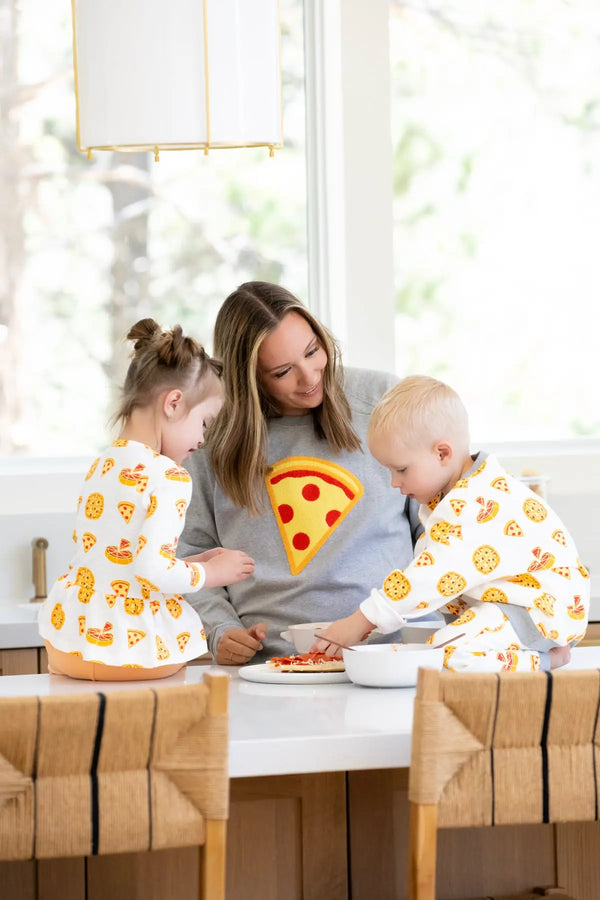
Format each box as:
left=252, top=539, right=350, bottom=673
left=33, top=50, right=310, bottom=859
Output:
left=202, top=549, right=255, bottom=589
left=188, top=547, right=225, bottom=563
left=310, top=609, right=375, bottom=656
left=216, top=624, right=267, bottom=665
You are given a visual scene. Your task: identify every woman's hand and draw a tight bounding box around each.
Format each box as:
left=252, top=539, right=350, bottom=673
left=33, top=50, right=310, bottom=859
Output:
left=311, top=610, right=374, bottom=656
left=201, top=549, right=255, bottom=588
left=216, top=624, right=268, bottom=665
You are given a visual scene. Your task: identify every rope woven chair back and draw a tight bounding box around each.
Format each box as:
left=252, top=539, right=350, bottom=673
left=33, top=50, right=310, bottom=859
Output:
left=408, top=667, right=600, bottom=900
left=0, top=672, right=229, bottom=900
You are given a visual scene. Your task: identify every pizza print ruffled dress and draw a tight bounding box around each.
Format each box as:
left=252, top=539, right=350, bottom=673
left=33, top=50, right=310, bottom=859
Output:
left=360, top=452, right=591, bottom=673
left=38, top=441, right=207, bottom=668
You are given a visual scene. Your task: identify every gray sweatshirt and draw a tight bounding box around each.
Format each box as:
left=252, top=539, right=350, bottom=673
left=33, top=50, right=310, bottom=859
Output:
left=178, top=367, right=421, bottom=660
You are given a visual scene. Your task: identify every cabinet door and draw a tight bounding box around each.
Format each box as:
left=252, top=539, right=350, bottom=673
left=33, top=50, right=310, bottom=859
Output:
left=0, top=648, right=39, bottom=675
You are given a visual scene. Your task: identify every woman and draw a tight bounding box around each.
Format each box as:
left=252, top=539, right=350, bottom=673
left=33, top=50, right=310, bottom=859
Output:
left=178, top=281, right=421, bottom=664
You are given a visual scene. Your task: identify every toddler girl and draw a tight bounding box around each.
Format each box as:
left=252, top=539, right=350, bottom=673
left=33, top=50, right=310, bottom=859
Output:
left=38, top=318, right=254, bottom=680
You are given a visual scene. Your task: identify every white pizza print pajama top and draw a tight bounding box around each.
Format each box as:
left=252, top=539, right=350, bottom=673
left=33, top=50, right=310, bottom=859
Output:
left=360, top=451, right=591, bottom=673
left=38, top=440, right=208, bottom=667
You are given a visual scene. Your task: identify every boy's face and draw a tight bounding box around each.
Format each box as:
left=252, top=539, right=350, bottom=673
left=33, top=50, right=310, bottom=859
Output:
left=368, top=429, right=454, bottom=505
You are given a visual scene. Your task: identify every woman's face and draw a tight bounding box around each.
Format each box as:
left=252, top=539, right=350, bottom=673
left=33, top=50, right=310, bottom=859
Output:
left=257, top=312, right=328, bottom=416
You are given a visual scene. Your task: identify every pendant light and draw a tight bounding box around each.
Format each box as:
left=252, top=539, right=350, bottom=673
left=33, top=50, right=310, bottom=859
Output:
left=71, top=0, right=283, bottom=161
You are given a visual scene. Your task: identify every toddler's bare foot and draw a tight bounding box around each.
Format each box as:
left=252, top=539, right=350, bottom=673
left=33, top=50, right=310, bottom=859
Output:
left=549, top=645, right=571, bottom=670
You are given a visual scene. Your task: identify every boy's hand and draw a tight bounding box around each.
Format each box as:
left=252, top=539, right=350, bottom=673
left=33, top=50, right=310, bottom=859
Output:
left=311, top=609, right=375, bottom=656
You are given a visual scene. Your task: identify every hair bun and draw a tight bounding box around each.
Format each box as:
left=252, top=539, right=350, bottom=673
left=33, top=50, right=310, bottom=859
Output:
left=127, top=318, right=161, bottom=352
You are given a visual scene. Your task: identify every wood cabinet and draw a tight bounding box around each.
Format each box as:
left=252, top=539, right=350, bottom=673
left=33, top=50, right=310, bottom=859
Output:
left=0, top=647, right=47, bottom=676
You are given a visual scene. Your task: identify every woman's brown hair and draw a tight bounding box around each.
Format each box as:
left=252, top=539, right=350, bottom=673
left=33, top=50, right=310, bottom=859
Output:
left=113, top=318, right=222, bottom=426
left=209, top=282, right=361, bottom=513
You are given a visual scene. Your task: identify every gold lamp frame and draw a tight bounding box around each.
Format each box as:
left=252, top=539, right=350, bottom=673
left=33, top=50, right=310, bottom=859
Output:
left=71, top=0, right=283, bottom=161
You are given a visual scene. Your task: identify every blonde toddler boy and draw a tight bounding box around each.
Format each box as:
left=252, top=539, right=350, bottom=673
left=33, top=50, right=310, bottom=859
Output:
left=316, top=376, right=590, bottom=672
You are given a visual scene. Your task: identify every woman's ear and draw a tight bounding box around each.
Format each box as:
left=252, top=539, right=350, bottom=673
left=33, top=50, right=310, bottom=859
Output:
left=163, top=389, right=184, bottom=418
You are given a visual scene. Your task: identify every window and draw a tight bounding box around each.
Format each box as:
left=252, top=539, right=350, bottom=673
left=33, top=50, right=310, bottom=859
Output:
left=389, top=0, right=600, bottom=442
left=0, top=0, right=307, bottom=458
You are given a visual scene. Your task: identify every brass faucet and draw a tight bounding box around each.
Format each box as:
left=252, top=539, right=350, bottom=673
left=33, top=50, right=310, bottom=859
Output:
left=31, top=537, right=49, bottom=602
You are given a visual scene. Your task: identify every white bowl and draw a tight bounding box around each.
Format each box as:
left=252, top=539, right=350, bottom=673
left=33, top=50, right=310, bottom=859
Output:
left=400, top=620, right=441, bottom=644
left=342, top=643, right=444, bottom=688
left=279, top=622, right=332, bottom=653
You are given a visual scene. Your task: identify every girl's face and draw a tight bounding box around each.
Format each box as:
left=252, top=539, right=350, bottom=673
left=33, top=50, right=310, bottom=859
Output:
left=162, top=378, right=223, bottom=465
left=367, top=429, right=456, bottom=505
left=257, top=312, right=328, bottom=416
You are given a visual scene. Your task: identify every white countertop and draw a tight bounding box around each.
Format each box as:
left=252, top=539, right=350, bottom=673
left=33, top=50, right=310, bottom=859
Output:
left=1, top=647, right=600, bottom=779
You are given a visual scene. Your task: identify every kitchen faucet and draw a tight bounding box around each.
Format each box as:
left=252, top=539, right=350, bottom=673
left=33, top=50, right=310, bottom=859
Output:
left=31, top=536, right=49, bottom=602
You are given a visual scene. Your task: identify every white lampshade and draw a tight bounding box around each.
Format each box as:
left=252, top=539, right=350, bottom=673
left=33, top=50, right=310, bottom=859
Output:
left=71, top=0, right=283, bottom=158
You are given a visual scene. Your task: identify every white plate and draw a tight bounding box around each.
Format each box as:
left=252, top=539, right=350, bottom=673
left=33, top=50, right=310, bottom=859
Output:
left=239, top=663, right=350, bottom=685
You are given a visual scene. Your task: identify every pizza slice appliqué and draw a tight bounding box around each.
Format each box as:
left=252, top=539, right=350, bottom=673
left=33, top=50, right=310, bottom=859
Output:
left=266, top=456, right=364, bottom=575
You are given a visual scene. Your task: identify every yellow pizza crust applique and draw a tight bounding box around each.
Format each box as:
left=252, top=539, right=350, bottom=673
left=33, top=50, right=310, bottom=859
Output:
left=105, top=539, right=134, bottom=566
left=118, top=464, right=149, bottom=493
left=534, top=593, right=556, bottom=617
left=124, top=596, right=144, bottom=616
left=135, top=575, right=159, bottom=599
left=430, top=521, right=463, bottom=545
left=156, top=635, right=170, bottom=661
left=85, top=492, right=104, bottom=520
left=527, top=546, right=555, bottom=572
left=86, top=621, right=113, bottom=647
left=266, top=456, right=364, bottom=575
left=165, top=466, right=191, bottom=483
left=175, top=498, right=187, bottom=518
left=85, top=458, right=100, bottom=481
left=82, top=532, right=96, bottom=552
left=481, top=587, right=509, bottom=604
left=472, top=545, right=500, bottom=575
left=177, top=632, right=191, bottom=653
left=414, top=550, right=435, bottom=567
left=127, top=629, right=146, bottom=648
left=50, top=603, right=65, bottom=630
left=449, top=498, right=466, bottom=517
left=504, top=519, right=524, bottom=537
left=437, top=571, right=467, bottom=597
left=523, top=497, right=547, bottom=523
left=101, top=457, right=115, bottom=476
left=567, top=595, right=586, bottom=620
left=475, top=497, right=499, bottom=524
left=507, top=573, right=541, bottom=589
left=117, top=501, right=135, bottom=523
left=166, top=597, right=183, bottom=618
left=551, top=529, right=567, bottom=547
left=383, top=570, right=411, bottom=601
left=490, top=476, right=510, bottom=493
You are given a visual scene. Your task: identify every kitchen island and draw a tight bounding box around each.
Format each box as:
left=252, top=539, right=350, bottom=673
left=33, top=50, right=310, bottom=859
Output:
left=1, top=650, right=600, bottom=899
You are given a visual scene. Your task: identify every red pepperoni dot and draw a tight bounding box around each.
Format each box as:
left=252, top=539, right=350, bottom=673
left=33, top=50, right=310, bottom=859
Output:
left=278, top=504, right=294, bottom=524
left=326, top=509, right=340, bottom=527
left=302, top=482, right=320, bottom=502
left=292, top=532, right=310, bottom=551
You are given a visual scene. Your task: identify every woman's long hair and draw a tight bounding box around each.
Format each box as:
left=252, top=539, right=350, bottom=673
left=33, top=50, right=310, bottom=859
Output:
left=209, top=282, right=361, bottom=513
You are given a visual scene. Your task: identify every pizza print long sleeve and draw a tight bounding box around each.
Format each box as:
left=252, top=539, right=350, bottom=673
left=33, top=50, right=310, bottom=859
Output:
left=360, top=452, right=590, bottom=673
left=38, top=441, right=208, bottom=667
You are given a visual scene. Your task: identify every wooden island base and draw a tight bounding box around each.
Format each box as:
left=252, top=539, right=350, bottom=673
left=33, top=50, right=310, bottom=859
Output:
left=2, top=768, right=600, bottom=899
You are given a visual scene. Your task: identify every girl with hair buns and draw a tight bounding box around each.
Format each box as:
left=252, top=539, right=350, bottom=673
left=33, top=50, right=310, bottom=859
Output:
left=38, top=318, right=254, bottom=681
left=178, top=282, right=422, bottom=665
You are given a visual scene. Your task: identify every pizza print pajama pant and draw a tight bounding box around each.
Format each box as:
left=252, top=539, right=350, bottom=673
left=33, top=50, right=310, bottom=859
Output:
left=427, top=601, right=549, bottom=673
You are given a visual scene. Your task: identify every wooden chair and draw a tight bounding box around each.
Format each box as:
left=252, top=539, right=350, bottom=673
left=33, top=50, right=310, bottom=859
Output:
left=0, top=672, right=229, bottom=900
left=408, top=667, right=597, bottom=900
